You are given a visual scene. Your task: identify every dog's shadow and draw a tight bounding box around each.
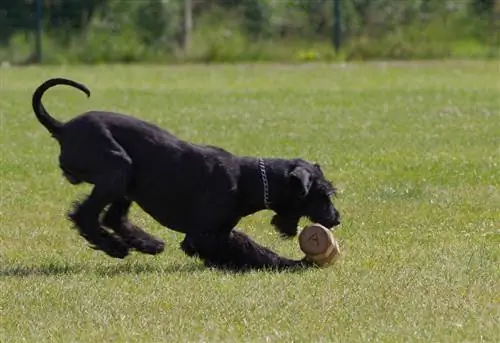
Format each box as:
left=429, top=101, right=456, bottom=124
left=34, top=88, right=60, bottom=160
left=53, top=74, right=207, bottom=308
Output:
left=0, top=261, right=206, bottom=278
left=0, top=261, right=310, bottom=278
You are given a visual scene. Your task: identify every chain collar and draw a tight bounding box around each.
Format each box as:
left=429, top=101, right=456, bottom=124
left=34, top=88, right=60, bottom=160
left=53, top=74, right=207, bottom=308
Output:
left=258, top=158, right=270, bottom=209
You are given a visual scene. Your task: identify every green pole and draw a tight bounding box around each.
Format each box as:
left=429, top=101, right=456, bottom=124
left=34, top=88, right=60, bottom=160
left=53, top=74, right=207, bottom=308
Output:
left=35, top=0, right=43, bottom=63
left=333, top=0, right=341, bottom=52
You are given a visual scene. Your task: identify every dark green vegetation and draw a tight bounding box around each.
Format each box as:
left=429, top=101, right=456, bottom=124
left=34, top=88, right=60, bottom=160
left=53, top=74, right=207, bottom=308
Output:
left=1, top=0, right=499, bottom=63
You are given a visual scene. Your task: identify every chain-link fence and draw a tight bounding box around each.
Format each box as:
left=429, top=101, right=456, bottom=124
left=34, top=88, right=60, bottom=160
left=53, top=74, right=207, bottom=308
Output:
left=0, top=0, right=498, bottom=65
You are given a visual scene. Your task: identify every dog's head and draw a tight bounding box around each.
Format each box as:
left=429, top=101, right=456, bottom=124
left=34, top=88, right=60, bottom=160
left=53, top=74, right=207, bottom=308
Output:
left=271, top=159, right=340, bottom=238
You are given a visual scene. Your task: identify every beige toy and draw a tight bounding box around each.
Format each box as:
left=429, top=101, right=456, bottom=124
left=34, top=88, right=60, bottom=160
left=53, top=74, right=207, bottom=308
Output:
left=298, top=223, right=341, bottom=267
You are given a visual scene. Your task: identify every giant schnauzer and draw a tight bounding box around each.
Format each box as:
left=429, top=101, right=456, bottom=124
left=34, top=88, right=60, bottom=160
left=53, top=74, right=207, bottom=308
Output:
left=32, top=78, right=341, bottom=271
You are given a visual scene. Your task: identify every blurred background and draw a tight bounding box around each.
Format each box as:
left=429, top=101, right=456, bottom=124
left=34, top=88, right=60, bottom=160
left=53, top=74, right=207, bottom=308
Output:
left=0, top=0, right=498, bottom=65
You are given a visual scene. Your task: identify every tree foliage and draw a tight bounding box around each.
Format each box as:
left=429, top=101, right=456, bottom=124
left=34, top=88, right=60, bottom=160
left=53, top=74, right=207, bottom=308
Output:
left=0, top=0, right=496, bottom=46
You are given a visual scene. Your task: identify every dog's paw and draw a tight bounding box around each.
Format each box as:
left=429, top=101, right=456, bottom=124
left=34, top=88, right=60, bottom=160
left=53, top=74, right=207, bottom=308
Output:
left=86, top=228, right=130, bottom=259
left=93, top=234, right=130, bottom=259
left=131, top=238, right=165, bottom=255
left=271, top=214, right=299, bottom=238
left=180, top=237, right=198, bottom=257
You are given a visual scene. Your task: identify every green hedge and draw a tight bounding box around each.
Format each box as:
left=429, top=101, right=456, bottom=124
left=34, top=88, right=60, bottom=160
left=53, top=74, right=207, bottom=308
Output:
left=0, top=0, right=498, bottom=64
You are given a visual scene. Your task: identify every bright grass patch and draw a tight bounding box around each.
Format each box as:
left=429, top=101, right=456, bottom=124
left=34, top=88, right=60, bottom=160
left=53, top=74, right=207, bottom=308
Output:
left=0, top=61, right=499, bottom=342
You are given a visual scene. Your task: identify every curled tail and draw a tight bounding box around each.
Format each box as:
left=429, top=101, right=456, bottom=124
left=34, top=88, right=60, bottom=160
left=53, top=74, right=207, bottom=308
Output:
left=32, top=77, right=91, bottom=138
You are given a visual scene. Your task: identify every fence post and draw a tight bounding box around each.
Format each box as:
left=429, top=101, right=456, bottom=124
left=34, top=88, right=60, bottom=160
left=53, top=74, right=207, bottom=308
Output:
left=182, top=0, right=193, bottom=52
left=333, top=0, right=341, bottom=52
left=35, top=0, right=43, bottom=63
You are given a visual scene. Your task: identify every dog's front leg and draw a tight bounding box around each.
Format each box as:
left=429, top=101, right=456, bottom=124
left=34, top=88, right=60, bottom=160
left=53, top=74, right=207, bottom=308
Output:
left=102, top=198, right=165, bottom=255
left=69, top=186, right=130, bottom=258
left=180, top=229, right=312, bottom=272
left=271, top=214, right=301, bottom=238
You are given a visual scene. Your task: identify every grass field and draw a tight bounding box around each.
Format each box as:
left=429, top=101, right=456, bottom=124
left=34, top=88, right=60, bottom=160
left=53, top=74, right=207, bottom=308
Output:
left=0, top=62, right=499, bottom=342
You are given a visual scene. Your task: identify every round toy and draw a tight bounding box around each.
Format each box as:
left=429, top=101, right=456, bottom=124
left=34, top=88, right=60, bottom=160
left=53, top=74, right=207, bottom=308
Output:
left=298, top=223, right=340, bottom=266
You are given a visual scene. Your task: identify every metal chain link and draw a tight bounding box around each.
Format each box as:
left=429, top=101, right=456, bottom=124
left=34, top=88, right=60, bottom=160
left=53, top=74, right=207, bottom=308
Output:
left=258, top=158, right=270, bottom=209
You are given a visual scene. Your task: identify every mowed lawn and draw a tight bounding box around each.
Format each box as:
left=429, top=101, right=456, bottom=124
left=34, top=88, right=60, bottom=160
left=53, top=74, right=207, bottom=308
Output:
left=0, top=62, right=498, bottom=342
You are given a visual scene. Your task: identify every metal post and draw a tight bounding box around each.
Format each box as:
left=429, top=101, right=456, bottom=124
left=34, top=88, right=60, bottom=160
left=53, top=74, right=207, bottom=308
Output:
left=182, top=0, right=193, bottom=52
left=333, top=0, right=341, bottom=52
left=35, top=0, right=43, bottom=63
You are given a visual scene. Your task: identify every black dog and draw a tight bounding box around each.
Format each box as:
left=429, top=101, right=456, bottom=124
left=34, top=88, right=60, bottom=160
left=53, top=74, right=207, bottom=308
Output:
left=32, top=78, right=341, bottom=271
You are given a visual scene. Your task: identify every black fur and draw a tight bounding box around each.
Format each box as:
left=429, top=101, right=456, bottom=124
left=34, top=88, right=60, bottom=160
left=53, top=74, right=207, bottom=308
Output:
left=32, top=77, right=341, bottom=271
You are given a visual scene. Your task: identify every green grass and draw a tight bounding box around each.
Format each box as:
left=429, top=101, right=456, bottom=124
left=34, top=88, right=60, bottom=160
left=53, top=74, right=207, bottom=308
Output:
left=0, top=62, right=499, bottom=342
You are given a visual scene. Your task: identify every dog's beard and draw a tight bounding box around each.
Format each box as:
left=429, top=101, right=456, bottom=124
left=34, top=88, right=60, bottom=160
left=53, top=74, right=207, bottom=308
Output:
left=271, top=214, right=300, bottom=238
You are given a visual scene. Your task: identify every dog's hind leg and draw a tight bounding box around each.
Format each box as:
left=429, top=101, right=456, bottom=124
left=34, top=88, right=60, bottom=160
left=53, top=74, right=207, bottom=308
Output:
left=102, top=198, right=165, bottom=255
left=69, top=185, right=131, bottom=258
left=181, top=229, right=312, bottom=272
left=62, top=125, right=136, bottom=258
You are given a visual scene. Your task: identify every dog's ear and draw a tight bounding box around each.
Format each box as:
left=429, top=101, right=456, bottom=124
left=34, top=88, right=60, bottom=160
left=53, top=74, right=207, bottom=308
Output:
left=290, top=166, right=312, bottom=198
